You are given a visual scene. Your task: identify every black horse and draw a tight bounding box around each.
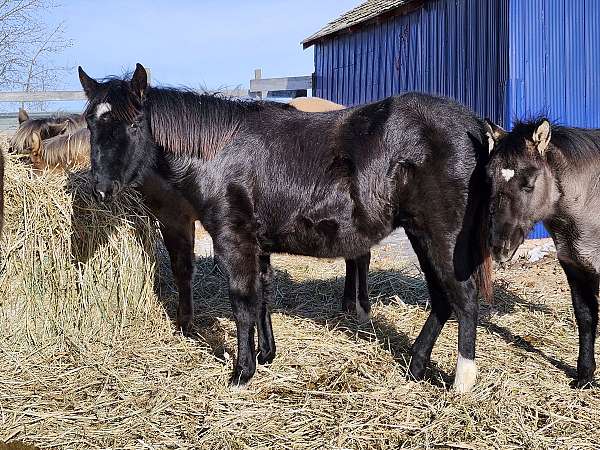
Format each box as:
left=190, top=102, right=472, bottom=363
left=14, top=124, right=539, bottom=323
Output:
left=486, top=118, right=600, bottom=387
left=12, top=108, right=372, bottom=320
left=79, top=64, right=492, bottom=392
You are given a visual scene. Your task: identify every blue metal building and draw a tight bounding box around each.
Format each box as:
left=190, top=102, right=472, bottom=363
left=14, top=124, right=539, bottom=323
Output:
left=303, top=0, right=600, bottom=239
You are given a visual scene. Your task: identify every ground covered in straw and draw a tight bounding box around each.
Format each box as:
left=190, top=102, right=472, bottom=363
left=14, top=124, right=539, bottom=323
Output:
left=1, top=140, right=600, bottom=449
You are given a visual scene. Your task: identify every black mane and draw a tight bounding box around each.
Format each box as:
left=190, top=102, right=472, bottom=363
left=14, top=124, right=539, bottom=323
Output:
left=84, top=77, right=295, bottom=159
left=511, top=118, right=600, bottom=165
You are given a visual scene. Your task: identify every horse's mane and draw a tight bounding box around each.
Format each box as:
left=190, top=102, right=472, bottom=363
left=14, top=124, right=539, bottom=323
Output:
left=146, top=88, right=270, bottom=159
left=83, top=77, right=291, bottom=160
left=511, top=118, right=600, bottom=166
left=10, top=113, right=85, bottom=153
left=39, top=127, right=90, bottom=168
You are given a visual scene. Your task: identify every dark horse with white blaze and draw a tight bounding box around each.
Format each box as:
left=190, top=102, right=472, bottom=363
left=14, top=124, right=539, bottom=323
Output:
left=79, top=64, right=492, bottom=392
left=486, top=118, right=600, bottom=387
left=11, top=106, right=371, bottom=319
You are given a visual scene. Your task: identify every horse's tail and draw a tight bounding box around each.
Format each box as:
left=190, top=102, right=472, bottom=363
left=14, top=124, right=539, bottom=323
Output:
left=474, top=207, right=493, bottom=302
left=472, top=127, right=493, bottom=303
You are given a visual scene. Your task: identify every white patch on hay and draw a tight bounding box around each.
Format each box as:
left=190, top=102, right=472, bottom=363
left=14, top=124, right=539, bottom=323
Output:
left=501, top=168, right=515, bottom=182
left=453, top=353, right=477, bottom=393
left=356, top=298, right=371, bottom=323
left=95, top=102, right=112, bottom=118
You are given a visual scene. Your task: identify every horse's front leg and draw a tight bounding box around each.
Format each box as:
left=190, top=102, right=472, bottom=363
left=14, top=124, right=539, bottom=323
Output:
left=405, top=232, right=453, bottom=379
left=160, top=219, right=195, bottom=333
left=258, top=253, right=276, bottom=364
left=406, top=231, right=479, bottom=393
left=560, top=260, right=599, bottom=387
left=213, top=224, right=261, bottom=387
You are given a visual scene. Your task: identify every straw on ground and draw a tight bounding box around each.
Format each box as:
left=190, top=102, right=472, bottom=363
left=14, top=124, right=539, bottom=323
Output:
left=1, top=136, right=599, bottom=449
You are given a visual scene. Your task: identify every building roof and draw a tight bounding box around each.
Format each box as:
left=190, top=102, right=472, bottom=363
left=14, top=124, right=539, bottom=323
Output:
left=302, top=0, right=416, bottom=48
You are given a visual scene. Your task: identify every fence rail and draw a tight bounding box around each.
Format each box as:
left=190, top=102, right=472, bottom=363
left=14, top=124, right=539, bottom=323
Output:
left=0, top=70, right=313, bottom=133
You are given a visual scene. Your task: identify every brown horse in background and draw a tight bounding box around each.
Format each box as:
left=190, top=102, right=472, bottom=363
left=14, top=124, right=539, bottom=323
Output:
left=10, top=99, right=372, bottom=320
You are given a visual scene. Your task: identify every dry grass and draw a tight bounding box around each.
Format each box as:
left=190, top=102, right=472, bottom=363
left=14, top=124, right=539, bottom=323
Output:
left=1, top=137, right=600, bottom=449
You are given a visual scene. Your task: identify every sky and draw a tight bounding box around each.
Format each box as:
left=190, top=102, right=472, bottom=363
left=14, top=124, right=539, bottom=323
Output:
left=48, top=0, right=360, bottom=91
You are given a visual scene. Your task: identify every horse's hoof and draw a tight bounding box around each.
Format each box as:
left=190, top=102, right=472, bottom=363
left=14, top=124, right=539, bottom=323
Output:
left=453, top=355, right=477, bottom=393
left=176, top=314, right=193, bottom=335
left=341, top=300, right=355, bottom=314
left=574, top=377, right=594, bottom=389
left=229, top=368, right=254, bottom=390
left=257, top=348, right=276, bottom=365
left=408, top=357, right=427, bottom=381
left=356, top=302, right=371, bottom=323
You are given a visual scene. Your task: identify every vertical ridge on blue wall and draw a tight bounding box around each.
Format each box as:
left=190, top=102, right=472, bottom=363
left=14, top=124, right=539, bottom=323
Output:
left=311, top=0, right=600, bottom=240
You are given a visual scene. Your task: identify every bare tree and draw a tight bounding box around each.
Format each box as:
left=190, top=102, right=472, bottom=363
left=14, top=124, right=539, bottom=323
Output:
left=0, top=0, right=72, bottom=108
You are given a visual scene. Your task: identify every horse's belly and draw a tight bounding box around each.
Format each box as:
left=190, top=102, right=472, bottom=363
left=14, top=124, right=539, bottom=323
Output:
left=258, top=216, right=384, bottom=258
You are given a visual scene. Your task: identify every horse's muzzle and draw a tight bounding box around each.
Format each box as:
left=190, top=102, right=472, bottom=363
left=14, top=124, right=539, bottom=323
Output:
left=92, top=180, right=121, bottom=203
left=490, top=229, right=524, bottom=264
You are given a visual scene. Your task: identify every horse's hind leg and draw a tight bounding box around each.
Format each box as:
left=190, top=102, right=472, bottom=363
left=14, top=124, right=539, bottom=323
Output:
left=342, top=258, right=357, bottom=313
left=559, top=260, right=599, bottom=387
left=406, top=231, right=479, bottom=393
left=356, top=252, right=371, bottom=322
left=161, top=219, right=195, bottom=334
left=342, top=253, right=371, bottom=321
left=212, top=228, right=260, bottom=387
left=258, top=253, right=276, bottom=365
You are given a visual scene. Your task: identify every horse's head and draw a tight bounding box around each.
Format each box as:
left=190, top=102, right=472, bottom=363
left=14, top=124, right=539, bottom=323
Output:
left=10, top=109, right=72, bottom=155
left=79, top=63, right=154, bottom=202
left=485, top=118, right=559, bottom=263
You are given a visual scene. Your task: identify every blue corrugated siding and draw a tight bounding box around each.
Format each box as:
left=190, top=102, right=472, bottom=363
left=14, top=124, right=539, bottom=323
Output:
left=313, top=0, right=600, bottom=239
left=314, top=0, right=509, bottom=125
left=507, top=0, right=600, bottom=128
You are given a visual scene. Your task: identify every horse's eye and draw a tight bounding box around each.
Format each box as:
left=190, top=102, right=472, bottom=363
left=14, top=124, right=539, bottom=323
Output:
left=522, top=185, right=534, bottom=193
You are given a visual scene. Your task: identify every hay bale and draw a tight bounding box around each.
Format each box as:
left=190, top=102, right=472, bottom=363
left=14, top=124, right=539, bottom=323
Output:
left=0, top=145, right=166, bottom=348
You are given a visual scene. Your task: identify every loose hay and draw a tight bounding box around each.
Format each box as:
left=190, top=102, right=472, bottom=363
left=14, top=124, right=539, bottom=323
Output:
left=1, top=137, right=600, bottom=449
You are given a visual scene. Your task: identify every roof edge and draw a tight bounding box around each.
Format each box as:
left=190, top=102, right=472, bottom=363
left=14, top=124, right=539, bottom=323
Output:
left=302, top=0, right=424, bottom=49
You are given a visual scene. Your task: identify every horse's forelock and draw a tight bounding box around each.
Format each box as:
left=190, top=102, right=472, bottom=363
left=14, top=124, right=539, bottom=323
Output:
left=84, top=78, right=141, bottom=124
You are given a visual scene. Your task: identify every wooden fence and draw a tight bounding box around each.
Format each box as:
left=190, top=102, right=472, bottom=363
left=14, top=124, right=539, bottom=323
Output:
left=0, top=69, right=313, bottom=133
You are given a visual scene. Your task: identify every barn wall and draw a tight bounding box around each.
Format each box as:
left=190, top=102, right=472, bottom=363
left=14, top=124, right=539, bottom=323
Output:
left=507, top=0, right=600, bottom=127
left=313, top=0, right=510, bottom=125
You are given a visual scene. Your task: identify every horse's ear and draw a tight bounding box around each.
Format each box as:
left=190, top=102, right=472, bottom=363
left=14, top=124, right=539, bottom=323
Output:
left=131, top=63, right=148, bottom=100
left=533, top=120, right=551, bottom=156
left=18, top=108, right=29, bottom=124
left=78, top=66, right=99, bottom=98
left=484, top=119, right=506, bottom=153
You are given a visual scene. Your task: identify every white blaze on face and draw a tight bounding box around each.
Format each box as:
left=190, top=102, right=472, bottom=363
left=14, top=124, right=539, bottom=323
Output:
left=501, top=168, right=515, bottom=182
left=95, top=102, right=112, bottom=118
left=453, top=353, right=477, bottom=393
